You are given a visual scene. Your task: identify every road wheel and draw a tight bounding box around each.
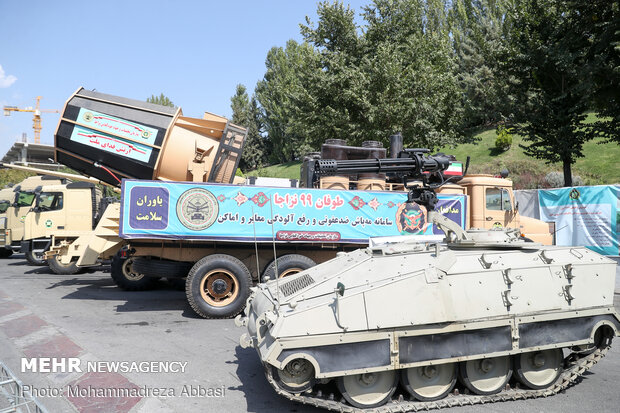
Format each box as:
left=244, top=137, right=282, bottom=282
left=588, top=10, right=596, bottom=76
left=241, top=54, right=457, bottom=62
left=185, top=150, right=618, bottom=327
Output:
left=514, top=349, right=563, bottom=389
left=25, top=251, right=46, bottom=266
left=0, top=249, right=12, bottom=258
left=186, top=254, right=252, bottom=319
left=273, top=359, right=315, bottom=393
left=47, top=254, right=81, bottom=275
left=262, top=254, right=316, bottom=282
left=459, top=356, right=511, bottom=395
left=110, top=252, right=156, bottom=291
left=401, top=362, right=457, bottom=401
left=337, top=370, right=398, bottom=408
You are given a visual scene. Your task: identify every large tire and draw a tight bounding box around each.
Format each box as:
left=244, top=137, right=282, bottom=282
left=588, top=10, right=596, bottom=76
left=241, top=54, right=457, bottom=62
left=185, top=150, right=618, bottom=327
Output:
left=0, top=249, right=12, bottom=258
left=262, top=254, right=316, bottom=282
left=110, top=252, right=156, bottom=291
left=132, top=257, right=193, bottom=279
left=186, top=254, right=252, bottom=319
left=25, top=251, right=46, bottom=266
left=47, top=254, right=81, bottom=275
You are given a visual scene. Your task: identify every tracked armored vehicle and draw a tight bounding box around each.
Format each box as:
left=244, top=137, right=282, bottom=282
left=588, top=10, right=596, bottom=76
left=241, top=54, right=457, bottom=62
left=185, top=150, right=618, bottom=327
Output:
left=237, top=150, right=620, bottom=410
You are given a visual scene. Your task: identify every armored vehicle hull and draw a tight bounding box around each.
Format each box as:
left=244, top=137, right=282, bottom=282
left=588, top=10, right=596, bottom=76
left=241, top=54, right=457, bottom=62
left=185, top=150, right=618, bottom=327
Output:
left=238, top=234, right=619, bottom=410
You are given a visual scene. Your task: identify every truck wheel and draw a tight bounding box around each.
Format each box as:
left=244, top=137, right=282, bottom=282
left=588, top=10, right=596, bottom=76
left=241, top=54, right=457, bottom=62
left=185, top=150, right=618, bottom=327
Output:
left=0, top=249, right=12, bottom=258
left=131, top=257, right=193, bottom=279
left=262, top=254, right=316, bottom=282
left=186, top=254, right=252, bottom=319
left=47, top=255, right=81, bottom=275
left=25, top=251, right=46, bottom=266
left=110, top=252, right=156, bottom=291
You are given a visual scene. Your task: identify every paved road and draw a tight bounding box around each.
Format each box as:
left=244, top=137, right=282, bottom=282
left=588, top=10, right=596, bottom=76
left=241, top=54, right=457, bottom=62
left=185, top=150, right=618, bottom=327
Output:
left=0, top=254, right=619, bottom=413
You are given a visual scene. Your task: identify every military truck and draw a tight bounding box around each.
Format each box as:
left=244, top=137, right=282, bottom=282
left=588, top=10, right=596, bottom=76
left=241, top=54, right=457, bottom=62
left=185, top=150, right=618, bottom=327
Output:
left=0, top=186, right=15, bottom=258
left=0, top=175, right=66, bottom=264
left=45, top=89, right=553, bottom=320
left=0, top=162, right=116, bottom=272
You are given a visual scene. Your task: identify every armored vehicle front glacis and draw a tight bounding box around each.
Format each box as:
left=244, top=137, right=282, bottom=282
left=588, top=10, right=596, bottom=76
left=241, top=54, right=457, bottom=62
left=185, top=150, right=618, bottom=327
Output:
left=237, top=151, right=620, bottom=411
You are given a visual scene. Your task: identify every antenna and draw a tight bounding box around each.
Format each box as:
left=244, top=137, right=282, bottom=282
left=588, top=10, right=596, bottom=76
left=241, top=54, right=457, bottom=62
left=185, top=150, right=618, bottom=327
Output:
left=270, top=195, right=280, bottom=306
left=251, top=206, right=260, bottom=282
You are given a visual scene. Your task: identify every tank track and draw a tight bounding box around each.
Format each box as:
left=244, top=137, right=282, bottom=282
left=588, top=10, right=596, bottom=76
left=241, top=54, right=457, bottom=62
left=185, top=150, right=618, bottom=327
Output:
left=264, top=345, right=610, bottom=412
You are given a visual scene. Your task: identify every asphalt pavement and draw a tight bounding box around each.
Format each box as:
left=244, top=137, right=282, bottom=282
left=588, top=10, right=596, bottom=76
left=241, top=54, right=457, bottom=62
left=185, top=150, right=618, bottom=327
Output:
left=0, top=254, right=619, bottom=413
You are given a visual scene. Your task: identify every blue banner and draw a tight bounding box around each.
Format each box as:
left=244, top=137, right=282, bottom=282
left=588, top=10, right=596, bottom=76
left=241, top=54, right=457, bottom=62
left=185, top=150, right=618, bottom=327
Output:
left=538, top=185, right=620, bottom=256
left=119, top=180, right=467, bottom=244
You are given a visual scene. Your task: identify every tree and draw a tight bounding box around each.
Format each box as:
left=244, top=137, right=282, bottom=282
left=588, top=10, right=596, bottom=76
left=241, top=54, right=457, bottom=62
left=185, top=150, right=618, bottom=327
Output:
left=230, top=84, right=267, bottom=171
left=146, top=93, right=175, bottom=108
left=564, top=0, right=619, bottom=143
left=449, top=0, right=509, bottom=128
left=293, top=0, right=467, bottom=150
left=255, top=40, right=318, bottom=163
left=503, top=0, right=595, bottom=187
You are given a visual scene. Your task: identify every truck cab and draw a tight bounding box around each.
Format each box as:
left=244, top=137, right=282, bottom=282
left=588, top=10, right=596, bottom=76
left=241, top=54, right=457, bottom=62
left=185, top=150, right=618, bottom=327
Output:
left=1, top=175, right=65, bottom=258
left=0, top=187, right=15, bottom=257
left=459, top=174, right=553, bottom=244
left=22, top=182, right=105, bottom=262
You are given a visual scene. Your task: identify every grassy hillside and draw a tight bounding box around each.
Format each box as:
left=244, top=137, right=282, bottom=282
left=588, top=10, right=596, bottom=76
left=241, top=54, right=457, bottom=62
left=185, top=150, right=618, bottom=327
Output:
left=247, top=115, right=620, bottom=189
left=438, top=113, right=620, bottom=188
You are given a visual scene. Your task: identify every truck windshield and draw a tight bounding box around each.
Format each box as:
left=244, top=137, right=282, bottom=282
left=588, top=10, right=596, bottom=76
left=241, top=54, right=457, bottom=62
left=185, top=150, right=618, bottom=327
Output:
left=486, top=188, right=512, bottom=211
left=0, top=200, right=9, bottom=213
left=15, top=191, right=36, bottom=207
left=36, top=192, right=64, bottom=212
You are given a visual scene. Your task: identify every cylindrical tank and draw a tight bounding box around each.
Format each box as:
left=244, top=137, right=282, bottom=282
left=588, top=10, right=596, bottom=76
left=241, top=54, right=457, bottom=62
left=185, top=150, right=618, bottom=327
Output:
left=54, top=88, right=247, bottom=186
left=320, top=139, right=349, bottom=189
left=358, top=140, right=386, bottom=190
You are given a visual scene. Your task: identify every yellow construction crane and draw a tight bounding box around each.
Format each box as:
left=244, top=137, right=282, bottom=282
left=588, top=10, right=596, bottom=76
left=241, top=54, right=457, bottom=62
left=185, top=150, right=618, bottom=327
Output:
left=3, top=96, right=59, bottom=144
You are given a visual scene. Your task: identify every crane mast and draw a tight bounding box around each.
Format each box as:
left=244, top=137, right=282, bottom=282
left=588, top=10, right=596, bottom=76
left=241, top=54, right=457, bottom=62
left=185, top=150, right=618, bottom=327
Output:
left=3, top=96, right=59, bottom=144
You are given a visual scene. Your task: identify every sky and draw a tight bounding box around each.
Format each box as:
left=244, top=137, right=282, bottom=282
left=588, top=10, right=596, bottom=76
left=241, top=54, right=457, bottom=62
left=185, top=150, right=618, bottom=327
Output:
left=0, top=0, right=369, bottom=156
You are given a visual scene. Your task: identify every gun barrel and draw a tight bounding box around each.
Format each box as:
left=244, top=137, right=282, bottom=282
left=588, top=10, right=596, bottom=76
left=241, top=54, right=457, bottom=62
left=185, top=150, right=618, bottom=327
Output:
left=315, top=154, right=451, bottom=177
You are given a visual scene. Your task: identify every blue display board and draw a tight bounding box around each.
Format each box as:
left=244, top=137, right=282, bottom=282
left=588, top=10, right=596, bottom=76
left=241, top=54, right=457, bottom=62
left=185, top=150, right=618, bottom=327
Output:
left=539, top=185, right=620, bottom=256
left=119, top=180, right=467, bottom=244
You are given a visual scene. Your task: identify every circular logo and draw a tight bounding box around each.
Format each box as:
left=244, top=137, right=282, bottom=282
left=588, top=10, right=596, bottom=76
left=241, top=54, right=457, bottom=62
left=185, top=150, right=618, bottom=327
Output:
left=396, top=202, right=427, bottom=235
left=141, top=130, right=151, bottom=139
left=569, top=188, right=580, bottom=200
left=176, top=188, right=219, bottom=231
left=83, top=112, right=93, bottom=122
left=45, top=219, right=53, bottom=228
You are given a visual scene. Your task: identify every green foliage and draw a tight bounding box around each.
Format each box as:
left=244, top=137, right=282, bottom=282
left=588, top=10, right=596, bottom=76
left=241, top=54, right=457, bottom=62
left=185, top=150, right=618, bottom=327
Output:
left=230, top=84, right=268, bottom=171
left=292, top=0, right=466, bottom=151
left=0, top=169, right=36, bottom=188
left=255, top=40, right=318, bottom=163
left=146, top=93, right=176, bottom=108
left=449, top=0, right=509, bottom=128
left=502, top=0, right=599, bottom=187
left=494, top=124, right=513, bottom=151
left=250, top=161, right=303, bottom=180
left=563, top=1, right=619, bottom=143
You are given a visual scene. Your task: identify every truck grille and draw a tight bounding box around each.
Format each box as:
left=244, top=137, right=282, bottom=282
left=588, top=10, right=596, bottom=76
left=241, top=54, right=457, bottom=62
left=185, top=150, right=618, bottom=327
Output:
left=279, top=274, right=315, bottom=297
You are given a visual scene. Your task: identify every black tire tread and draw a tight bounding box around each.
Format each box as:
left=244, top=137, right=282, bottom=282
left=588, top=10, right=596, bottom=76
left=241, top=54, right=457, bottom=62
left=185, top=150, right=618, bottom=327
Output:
left=110, top=253, right=156, bottom=291
left=186, top=254, right=252, bottom=319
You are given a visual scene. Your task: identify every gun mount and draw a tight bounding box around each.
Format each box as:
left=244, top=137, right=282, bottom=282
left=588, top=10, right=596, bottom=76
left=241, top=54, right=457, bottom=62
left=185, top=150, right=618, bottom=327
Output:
left=315, top=149, right=476, bottom=243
